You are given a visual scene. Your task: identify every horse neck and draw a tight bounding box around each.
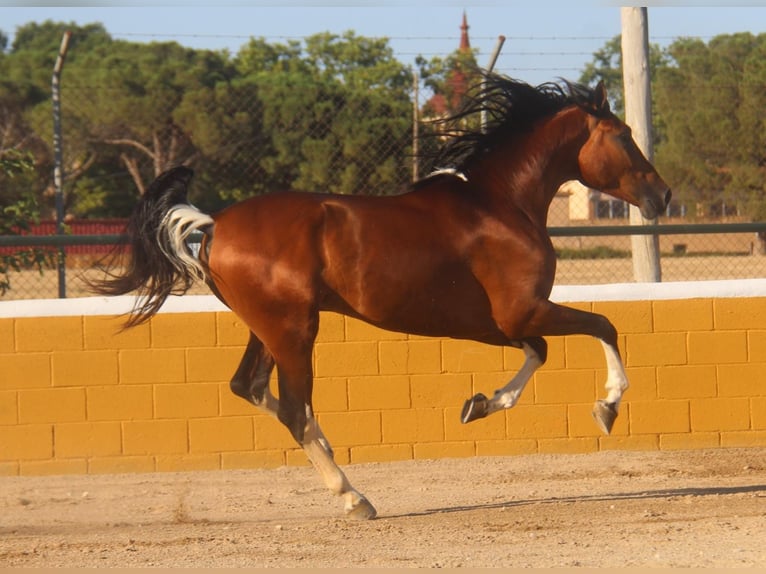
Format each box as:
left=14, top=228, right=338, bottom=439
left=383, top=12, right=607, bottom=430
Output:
left=470, top=106, right=588, bottom=226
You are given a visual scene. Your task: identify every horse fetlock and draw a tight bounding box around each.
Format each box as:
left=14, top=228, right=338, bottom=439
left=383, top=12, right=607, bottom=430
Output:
left=461, top=393, right=488, bottom=424
left=344, top=491, right=377, bottom=520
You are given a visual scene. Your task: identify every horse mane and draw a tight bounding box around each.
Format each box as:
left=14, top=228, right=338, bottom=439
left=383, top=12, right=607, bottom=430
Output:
left=420, top=71, right=604, bottom=174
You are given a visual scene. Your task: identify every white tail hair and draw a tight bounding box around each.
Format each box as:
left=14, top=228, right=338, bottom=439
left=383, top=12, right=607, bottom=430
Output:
left=159, top=204, right=214, bottom=281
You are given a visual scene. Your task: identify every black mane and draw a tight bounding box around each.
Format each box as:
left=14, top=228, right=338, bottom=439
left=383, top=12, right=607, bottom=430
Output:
left=421, top=71, right=604, bottom=173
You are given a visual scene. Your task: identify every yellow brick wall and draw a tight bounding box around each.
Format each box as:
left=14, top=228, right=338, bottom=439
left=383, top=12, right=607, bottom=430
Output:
left=1, top=297, right=765, bottom=476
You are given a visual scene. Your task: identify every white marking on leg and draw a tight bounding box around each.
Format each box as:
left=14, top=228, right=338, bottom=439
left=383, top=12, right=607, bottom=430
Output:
left=601, top=340, right=629, bottom=407
left=301, top=407, right=373, bottom=516
left=486, top=342, right=542, bottom=415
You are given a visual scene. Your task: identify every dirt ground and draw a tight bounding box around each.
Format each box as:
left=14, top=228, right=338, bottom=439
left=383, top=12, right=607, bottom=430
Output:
left=1, top=448, right=764, bottom=568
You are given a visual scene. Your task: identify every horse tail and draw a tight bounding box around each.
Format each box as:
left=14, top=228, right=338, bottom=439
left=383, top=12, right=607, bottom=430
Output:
left=89, top=166, right=214, bottom=327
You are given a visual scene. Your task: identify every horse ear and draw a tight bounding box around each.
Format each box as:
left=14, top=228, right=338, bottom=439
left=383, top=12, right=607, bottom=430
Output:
left=593, top=81, right=610, bottom=113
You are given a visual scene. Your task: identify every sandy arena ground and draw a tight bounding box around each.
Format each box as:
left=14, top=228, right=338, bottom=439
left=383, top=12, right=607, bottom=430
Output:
left=1, top=448, right=764, bottom=568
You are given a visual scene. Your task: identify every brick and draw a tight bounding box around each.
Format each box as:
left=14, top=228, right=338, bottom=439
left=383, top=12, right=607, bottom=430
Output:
left=690, top=398, right=750, bottom=432
left=568, top=403, right=628, bottom=437
left=189, top=416, right=254, bottom=453
left=150, top=313, right=216, bottom=348
left=316, top=312, right=345, bottom=343
left=0, top=461, right=19, bottom=476
left=15, top=317, right=82, bottom=351
left=748, top=331, right=766, bottom=362
left=476, top=439, right=538, bottom=456
left=565, top=335, right=605, bottom=369
left=216, top=312, right=248, bottom=346
left=442, top=340, right=504, bottom=373
left=52, top=350, right=119, bottom=387
left=410, top=373, right=471, bottom=408
left=285, top=449, right=310, bottom=466
left=220, top=382, right=261, bottom=416
left=717, top=364, right=766, bottom=397
left=350, top=444, right=412, bottom=463
left=473, top=371, right=534, bottom=405
left=0, top=424, right=52, bottom=460
left=659, top=432, right=719, bottom=451
left=626, top=333, right=686, bottom=367
left=753, top=397, right=766, bottom=429
left=381, top=408, right=444, bottom=444
left=154, top=383, right=219, bottom=419
left=313, top=377, right=348, bottom=412
left=18, top=388, right=86, bottom=423
left=414, top=441, right=475, bottom=460
left=345, top=318, right=406, bottom=342
left=83, top=316, right=150, bottom=349
left=657, top=365, right=717, bottom=399
left=688, top=331, right=748, bottom=365
left=630, top=400, right=689, bottom=434
left=0, top=318, right=13, bottom=352
left=119, top=349, right=185, bottom=385
left=622, top=367, right=657, bottom=401
left=653, top=299, right=713, bottom=332
left=714, top=298, right=766, bottom=330
left=186, top=347, right=244, bottom=383
left=599, top=434, right=659, bottom=451
left=317, top=411, right=381, bottom=447
left=254, top=415, right=297, bottom=450
left=534, top=370, right=596, bottom=404
left=537, top=336, right=565, bottom=371
left=123, top=419, right=189, bottom=455
left=156, top=454, right=221, bottom=472
left=87, top=385, right=153, bottom=421
left=538, top=437, right=598, bottom=454
left=444, top=406, right=505, bottom=440
left=315, top=341, right=378, bottom=377
left=89, top=456, right=155, bottom=474
left=348, top=375, right=410, bottom=411
left=55, top=422, right=122, bottom=457
left=221, top=451, right=285, bottom=470
left=505, top=404, right=568, bottom=439
left=594, top=300, right=653, bottom=334
left=720, top=430, right=766, bottom=447
left=0, top=353, right=51, bottom=389
left=0, top=390, right=17, bottom=424
left=20, top=459, right=87, bottom=476
left=379, top=340, right=442, bottom=375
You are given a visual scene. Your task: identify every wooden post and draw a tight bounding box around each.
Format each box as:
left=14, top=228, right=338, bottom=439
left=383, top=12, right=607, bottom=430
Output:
left=621, top=7, right=661, bottom=282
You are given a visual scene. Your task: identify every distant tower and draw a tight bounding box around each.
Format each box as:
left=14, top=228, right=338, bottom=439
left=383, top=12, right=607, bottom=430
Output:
left=459, top=11, right=471, bottom=52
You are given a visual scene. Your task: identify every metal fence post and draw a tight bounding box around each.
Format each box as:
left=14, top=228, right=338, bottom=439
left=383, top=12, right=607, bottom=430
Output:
left=52, top=31, right=72, bottom=298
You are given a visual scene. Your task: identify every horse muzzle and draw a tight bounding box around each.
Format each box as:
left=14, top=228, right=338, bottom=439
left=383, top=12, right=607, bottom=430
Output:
left=639, top=188, right=672, bottom=220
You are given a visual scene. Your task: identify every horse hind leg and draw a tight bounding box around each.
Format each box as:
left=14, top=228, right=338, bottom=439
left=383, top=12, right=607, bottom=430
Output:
left=461, top=337, right=546, bottom=423
left=230, top=332, right=278, bottom=414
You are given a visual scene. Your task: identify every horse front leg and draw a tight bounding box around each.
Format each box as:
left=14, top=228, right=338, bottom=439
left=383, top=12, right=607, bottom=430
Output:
left=526, top=300, right=627, bottom=434
left=461, top=337, right=547, bottom=423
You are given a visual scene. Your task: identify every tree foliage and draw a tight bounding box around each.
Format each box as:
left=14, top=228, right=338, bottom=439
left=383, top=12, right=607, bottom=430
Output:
left=0, top=23, right=416, bottom=219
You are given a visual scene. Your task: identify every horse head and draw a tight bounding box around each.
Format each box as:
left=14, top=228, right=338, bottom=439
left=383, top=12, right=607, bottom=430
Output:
left=577, top=82, right=671, bottom=219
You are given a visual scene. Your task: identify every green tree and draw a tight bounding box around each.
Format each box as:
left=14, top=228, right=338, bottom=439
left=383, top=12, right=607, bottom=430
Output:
left=654, top=33, right=766, bottom=219
left=0, top=150, right=56, bottom=296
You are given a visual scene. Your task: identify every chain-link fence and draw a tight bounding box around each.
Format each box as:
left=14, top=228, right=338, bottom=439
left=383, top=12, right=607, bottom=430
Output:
left=3, top=35, right=766, bottom=301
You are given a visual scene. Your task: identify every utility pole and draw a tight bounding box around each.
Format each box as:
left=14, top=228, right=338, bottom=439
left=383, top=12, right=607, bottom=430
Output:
left=621, top=7, right=661, bottom=282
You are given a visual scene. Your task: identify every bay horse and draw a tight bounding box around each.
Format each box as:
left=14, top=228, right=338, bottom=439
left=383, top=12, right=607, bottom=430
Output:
left=91, top=73, right=670, bottom=520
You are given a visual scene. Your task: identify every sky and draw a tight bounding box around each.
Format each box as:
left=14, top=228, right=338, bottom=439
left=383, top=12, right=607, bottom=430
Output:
left=1, top=2, right=766, bottom=86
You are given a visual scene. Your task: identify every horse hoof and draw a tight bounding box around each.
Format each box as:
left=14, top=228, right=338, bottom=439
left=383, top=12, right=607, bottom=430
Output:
left=346, top=497, right=377, bottom=521
left=592, top=400, right=618, bottom=435
left=461, top=393, right=488, bottom=424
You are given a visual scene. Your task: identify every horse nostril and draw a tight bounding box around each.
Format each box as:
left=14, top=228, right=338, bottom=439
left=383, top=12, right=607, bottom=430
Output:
left=665, top=189, right=672, bottom=206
